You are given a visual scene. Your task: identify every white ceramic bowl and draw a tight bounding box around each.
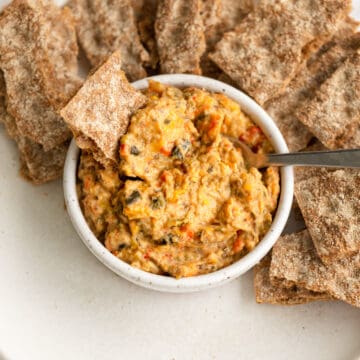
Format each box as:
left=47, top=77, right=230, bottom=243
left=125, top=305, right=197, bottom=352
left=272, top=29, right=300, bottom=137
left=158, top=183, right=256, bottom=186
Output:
left=63, top=74, right=294, bottom=293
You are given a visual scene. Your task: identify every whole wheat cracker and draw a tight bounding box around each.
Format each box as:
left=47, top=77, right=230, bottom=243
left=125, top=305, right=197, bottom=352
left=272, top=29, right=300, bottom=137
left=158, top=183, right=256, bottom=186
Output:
left=68, top=0, right=149, bottom=81
left=32, top=2, right=82, bottom=109
left=296, top=53, right=360, bottom=149
left=254, top=253, right=331, bottom=305
left=60, top=50, right=146, bottom=166
left=155, top=0, right=206, bottom=74
left=265, top=30, right=360, bottom=151
left=202, top=0, right=254, bottom=46
left=270, top=230, right=360, bottom=308
left=209, top=0, right=351, bottom=105
left=200, top=0, right=254, bottom=77
left=0, top=0, right=79, bottom=150
left=295, top=169, right=360, bottom=264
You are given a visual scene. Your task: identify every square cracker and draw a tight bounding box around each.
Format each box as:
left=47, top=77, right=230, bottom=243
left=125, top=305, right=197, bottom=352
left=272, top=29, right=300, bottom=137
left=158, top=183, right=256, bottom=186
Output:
left=68, top=0, right=149, bottom=81
left=296, top=53, right=360, bottom=149
left=155, top=0, right=206, bottom=74
left=294, top=169, right=360, bottom=264
left=60, top=50, right=146, bottom=165
left=209, top=0, right=351, bottom=104
left=270, top=230, right=360, bottom=308
left=0, top=0, right=80, bottom=150
left=254, top=253, right=331, bottom=305
left=265, top=30, right=360, bottom=151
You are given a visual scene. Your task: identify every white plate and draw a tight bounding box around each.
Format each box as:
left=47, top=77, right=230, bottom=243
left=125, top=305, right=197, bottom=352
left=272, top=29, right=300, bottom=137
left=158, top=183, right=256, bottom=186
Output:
left=0, top=1, right=359, bottom=359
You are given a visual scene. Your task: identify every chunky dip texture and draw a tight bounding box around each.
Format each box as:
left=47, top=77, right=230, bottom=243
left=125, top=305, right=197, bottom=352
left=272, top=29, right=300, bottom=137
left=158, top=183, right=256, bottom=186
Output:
left=77, top=81, right=280, bottom=278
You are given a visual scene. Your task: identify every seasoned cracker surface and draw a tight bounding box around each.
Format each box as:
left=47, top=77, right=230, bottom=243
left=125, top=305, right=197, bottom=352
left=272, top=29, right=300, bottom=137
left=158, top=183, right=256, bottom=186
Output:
left=209, top=0, right=351, bottom=104
left=60, top=51, right=146, bottom=165
left=33, top=2, right=82, bottom=109
left=254, top=253, right=330, bottom=305
left=0, top=0, right=80, bottom=150
left=68, top=0, right=149, bottom=81
left=296, top=53, right=360, bottom=149
left=270, top=230, right=360, bottom=308
left=155, top=0, right=206, bottom=74
left=265, top=31, right=360, bottom=151
left=295, top=169, right=360, bottom=264
left=200, top=0, right=254, bottom=77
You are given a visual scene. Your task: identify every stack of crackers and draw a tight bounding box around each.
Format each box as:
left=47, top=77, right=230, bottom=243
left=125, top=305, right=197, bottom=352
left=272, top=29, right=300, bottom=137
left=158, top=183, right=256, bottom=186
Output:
left=255, top=138, right=359, bottom=307
left=0, top=0, right=82, bottom=184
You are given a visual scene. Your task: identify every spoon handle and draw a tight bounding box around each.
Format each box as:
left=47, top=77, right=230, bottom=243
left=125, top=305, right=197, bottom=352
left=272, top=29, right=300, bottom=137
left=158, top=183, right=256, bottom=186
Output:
left=267, top=149, right=360, bottom=168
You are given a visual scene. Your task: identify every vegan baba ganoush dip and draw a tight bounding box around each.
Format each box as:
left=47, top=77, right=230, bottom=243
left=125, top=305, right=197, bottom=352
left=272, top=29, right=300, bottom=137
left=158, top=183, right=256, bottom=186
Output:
left=77, top=81, right=280, bottom=278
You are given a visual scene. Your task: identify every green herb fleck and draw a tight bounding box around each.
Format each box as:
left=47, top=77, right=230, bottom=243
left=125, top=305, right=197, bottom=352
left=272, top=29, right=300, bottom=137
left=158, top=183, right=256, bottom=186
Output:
left=158, top=234, right=174, bottom=245
left=181, top=139, right=191, bottom=151
left=130, top=145, right=140, bottom=155
left=171, top=146, right=183, bottom=160
left=125, top=190, right=141, bottom=205
left=151, top=196, right=165, bottom=209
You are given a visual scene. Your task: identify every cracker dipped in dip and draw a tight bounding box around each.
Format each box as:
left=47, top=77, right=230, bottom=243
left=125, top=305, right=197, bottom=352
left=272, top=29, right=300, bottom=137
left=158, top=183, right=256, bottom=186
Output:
left=77, top=81, right=280, bottom=278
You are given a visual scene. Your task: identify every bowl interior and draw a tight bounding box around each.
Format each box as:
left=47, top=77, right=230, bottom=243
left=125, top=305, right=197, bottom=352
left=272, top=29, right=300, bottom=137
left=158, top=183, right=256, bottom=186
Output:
left=63, top=74, right=294, bottom=292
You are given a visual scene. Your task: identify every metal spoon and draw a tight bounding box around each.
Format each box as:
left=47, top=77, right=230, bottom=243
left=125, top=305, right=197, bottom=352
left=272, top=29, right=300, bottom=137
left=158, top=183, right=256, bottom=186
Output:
left=225, top=136, right=360, bottom=169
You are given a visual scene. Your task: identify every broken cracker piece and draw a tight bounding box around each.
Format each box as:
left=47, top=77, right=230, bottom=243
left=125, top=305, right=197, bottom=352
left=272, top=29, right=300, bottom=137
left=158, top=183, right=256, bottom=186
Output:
left=294, top=169, right=360, bottom=264
left=155, top=0, right=206, bottom=74
left=60, top=51, right=146, bottom=165
left=296, top=53, right=360, bottom=149
left=68, top=0, right=149, bottom=81
left=254, top=253, right=330, bottom=305
left=270, top=230, right=360, bottom=308
left=209, top=0, right=351, bottom=104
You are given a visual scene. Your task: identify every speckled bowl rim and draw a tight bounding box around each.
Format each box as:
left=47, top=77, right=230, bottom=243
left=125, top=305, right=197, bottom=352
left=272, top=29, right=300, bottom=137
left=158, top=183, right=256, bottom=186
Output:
left=63, top=74, right=294, bottom=293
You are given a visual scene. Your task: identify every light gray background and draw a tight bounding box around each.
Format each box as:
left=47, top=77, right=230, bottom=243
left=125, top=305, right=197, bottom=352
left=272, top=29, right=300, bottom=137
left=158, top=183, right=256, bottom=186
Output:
left=0, top=1, right=359, bottom=359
